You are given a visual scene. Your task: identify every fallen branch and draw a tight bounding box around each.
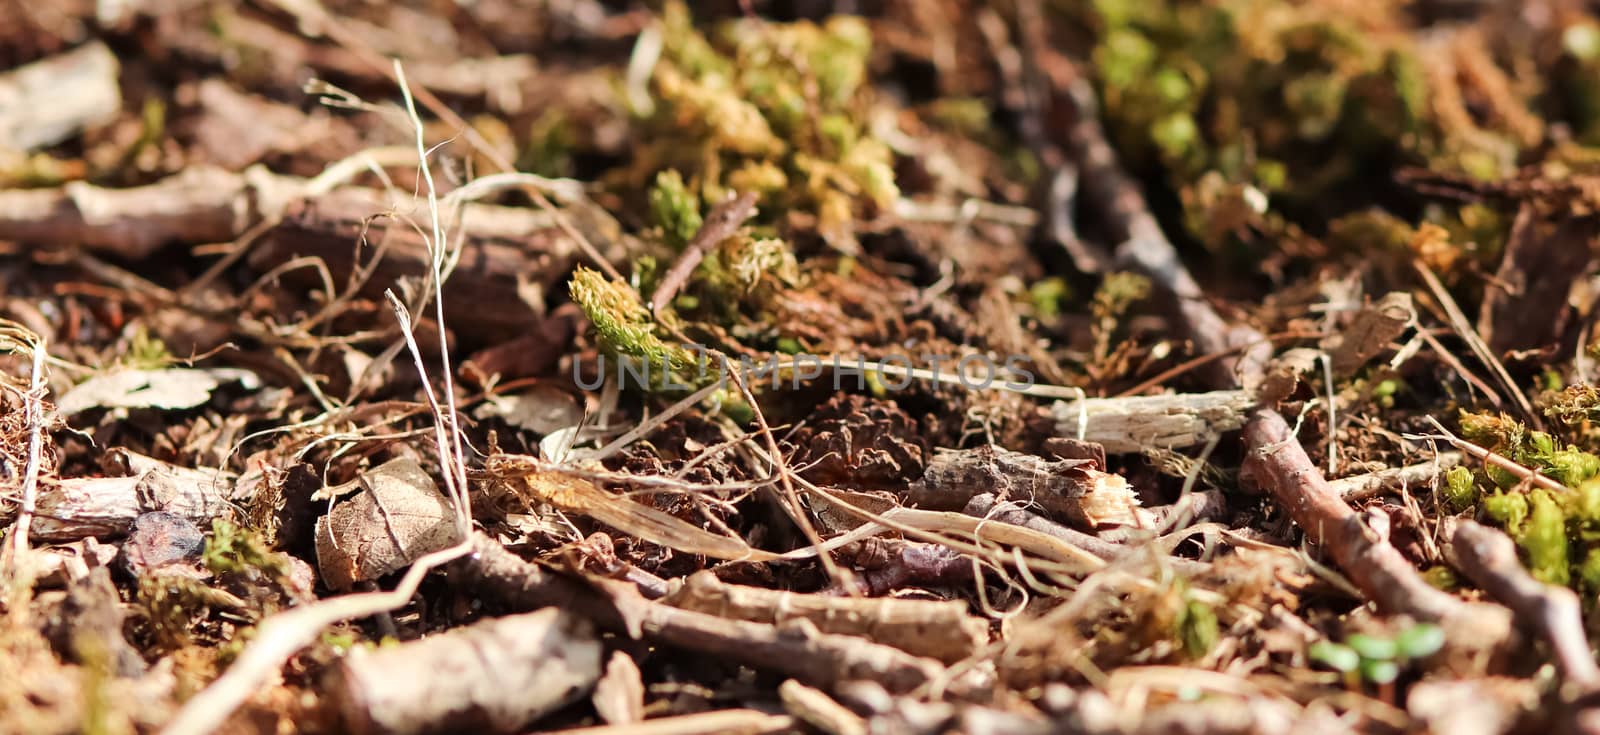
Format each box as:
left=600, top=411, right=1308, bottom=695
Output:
left=28, top=454, right=235, bottom=543
left=908, top=445, right=1139, bottom=528
left=1330, top=452, right=1465, bottom=501
left=664, top=570, right=987, bottom=664
left=1047, top=390, right=1253, bottom=455
left=456, top=533, right=947, bottom=693
left=1244, top=409, right=1509, bottom=635
left=1444, top=519, right=1600, bottom=690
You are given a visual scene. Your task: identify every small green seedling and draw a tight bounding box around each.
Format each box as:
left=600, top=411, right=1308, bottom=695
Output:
left=1308, top=623, right=1445, bottom=686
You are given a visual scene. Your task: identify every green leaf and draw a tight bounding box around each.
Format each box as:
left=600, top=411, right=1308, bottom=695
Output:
left=1394, top=624, right=1445, bottom=660
left=1308, top=641, right=1359, bottom=673
left=1360, top=658, right=1400, bottom=684
left=1344, top=633, right=1397, bottom=661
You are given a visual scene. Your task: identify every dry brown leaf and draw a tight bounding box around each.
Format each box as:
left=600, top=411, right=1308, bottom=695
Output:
left=1324, top=292, right=1415, bottom=376
left=314, top=457, right=464, bottom=591
left=516, top=469, right=778, bottom=562
left=56, top=367, right=260, bottom=417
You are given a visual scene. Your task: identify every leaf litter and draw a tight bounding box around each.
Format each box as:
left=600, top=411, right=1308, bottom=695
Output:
left=8, top=1, right=1600, bottom=734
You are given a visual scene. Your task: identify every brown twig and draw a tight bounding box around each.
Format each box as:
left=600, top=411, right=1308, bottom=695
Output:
left=1242, top=409, right=1490, bottom=625
left=456, top=533, right=946, bottom=693
left=1329, top=452, right=1466, bottom=501
left=1422, top=417, right=1568, bottom=493
left=650, top=192, right=758, bottom=313
left=1444, top=519, right=1600, bottom=690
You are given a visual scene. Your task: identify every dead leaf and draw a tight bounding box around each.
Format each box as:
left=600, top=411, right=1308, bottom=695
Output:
left=473, top=384, right=582, bottom=435
left=56, top=367, right=260, bottom=417
left=314, top=457, right=463, bottom=591
left=1323, top=292, right=1415, bottom=376
left=1478, top=204, right=1599, bottom=354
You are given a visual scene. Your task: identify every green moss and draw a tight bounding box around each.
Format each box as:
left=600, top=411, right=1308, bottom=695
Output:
left=1483, top=491, right=1529, bottom=535
left=1177, top=597, right=1219, bottom=659
left=569, top=267, right=696, bottom=385
left=1442, top=466, right=1477, bottom=512
left=1082, top=0, right=1524, bottom=252
left=203, top=519, right=286, bottom=577
left=1525, top=490, right=1573, bottom=586
left=122, top=325, right=176, bottom=370
left=649, top=169, right=703, bottom=250
left=635, top=2, right=897, bottom=240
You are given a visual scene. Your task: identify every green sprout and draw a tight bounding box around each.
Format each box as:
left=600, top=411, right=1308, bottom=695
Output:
left=1309, top=623, right=1445, bottom=686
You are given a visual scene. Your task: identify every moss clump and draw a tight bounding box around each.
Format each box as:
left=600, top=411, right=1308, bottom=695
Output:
left=632, top=2, right=897, bottom=243
left=1442, top=466, right=1477, bottom=512
left=1084, top=0, right=1527, bottom=252
left=649, top=169, right=703, bottom=250
left=570, top=266, right=692, bottom=368
left=202, top=519, right=286, bottom=577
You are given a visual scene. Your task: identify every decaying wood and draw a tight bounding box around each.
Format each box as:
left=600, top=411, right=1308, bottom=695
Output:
left=1444, top=519, right=1600, bottom=690
left=0, top=165, right=584, bottom=282
left=456, top=533, right=948, bottom=693
left=843, top=539, right=976, bottom=596
left=327, top=607, right=602, bottom=735
left=0, top=41, right=119, bottom=152
left=908, top=445, right=1140, bottom=528
left=29, top=455, right=236, bottom=542
left=1330, top=452, right=1465, bottom=501
left=1047, top=390, right=1253, bottom=455
left=0, top=166, right=287, bottom=259
left=664, top=570, right=987, bottom=664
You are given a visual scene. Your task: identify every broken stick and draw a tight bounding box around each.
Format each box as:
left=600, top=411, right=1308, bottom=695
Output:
left=456, top=533, right=947, bottom=693
left=908, top=445, right=1140, bottom=528
left=1047, top=389, right=1253, bottom=455
left=665, top=570, right=987, bottom=664
left=0, top=41, right=120, bottom=152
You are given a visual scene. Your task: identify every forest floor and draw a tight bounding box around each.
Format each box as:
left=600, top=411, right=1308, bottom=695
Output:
left=5, top=1, right=1600, bottom=733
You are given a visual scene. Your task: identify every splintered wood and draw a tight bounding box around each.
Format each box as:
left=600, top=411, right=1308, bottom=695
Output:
left=1047, top=390, right=1253, bottom=454
left=908, top=444, right=1140, bottom=528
